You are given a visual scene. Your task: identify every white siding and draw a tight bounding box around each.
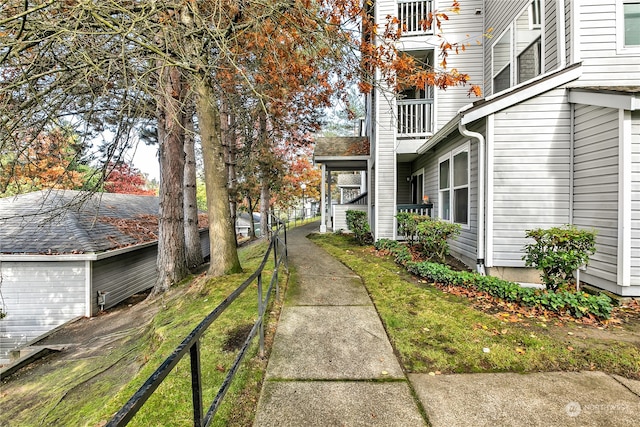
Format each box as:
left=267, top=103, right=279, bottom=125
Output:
left=373, top=0, right=398, bottom=240
left=0, top=261, right=86, bottom=363
left=485, top=0, right=531, bottom=94
left=491, top=89, right=572, bottom=266
left=575, top=0, right=640, bottom=85
left=432, top=0, right=484, bottom=129
left=573, top=104, right=619, bottom=285
left=332, top=205, right=368, bottom=232
left=565, top=0, right=572, bottom=65
left=630, top=111, right=640, bottom=283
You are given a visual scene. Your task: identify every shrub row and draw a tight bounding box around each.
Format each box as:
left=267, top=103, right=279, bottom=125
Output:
left=405, top=261, right=613, bottom=319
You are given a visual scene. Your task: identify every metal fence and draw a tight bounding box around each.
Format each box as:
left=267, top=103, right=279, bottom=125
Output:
left=106, top=217, right=288, bottom=427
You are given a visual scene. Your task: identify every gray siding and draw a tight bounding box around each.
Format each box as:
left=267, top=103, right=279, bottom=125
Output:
left=414, top=123, right=482, bottom=267
left=544, top=0, right=558, bottom=71
left=91, top=246, right=157, bottom=316
left=573, top=104, right=619, bottom=285
left=397, top=163, right=413, bottom=204
left=491, top=89, right=571, bottom=266
left=575, top=0, right=640, bottom=85
left=200, top=229, right=210, bottom=258
left=630, top=112, right=640, bottom=283
left=0, top=261, right=86, bottom=362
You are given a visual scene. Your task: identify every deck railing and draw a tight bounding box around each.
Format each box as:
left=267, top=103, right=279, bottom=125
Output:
left=397, top=98, right=433, bottom=137
left=398, top=0, right=434, bottom=35
left=397, top=204, right=433, bottom=241
left=106, top=217, right=287, bottom=427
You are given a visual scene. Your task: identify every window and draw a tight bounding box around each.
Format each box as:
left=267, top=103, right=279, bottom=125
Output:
left=439, top=144, right=469, bottom=226
left=491, top=0, right=542, bottom=94
left=624, top=2, right=640, bottom=46
left=492, top=29, right=512, bottom=93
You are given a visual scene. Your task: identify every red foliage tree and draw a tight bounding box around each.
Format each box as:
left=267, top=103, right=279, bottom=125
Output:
left=104, top=163, right=155, bottom=195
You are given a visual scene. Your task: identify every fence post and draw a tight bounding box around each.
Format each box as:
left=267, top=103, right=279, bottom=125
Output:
left=190, top=341, right=204, bottom=427
left=257, top=272, right=265, bottom=358
left=273, top=234, right=280, bottom=301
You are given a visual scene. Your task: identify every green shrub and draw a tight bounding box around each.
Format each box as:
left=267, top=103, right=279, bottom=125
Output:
left=405, top=261, right=612, bottom=319
left=523, top=225, right=597, bottom=292
left=396, top=212, right=429, bottom=245
left=346, top=210, right=372, bottom=245
left=415, top=218, right=461, bottom=262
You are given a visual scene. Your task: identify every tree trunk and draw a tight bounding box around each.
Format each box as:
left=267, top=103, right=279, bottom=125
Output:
left=154, top=65, right=188, bottom=295
left=195, top=76, right=241, bottom=276
left=221, top=99, right=238, bottom=247
left=247, top=196, right=257, bottom=239
left=183, top=101, right=204, bottom=270
left=257, top=110, right=270, bottom=239
left=259, top=178, right=270, bottom=239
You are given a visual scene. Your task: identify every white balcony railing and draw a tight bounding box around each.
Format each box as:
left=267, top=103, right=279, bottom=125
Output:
left=397, top=98, right=433, bottom=137
left=398, top=0, right=434, bottom=35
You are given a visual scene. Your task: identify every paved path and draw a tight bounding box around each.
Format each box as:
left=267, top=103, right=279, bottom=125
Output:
left=254, top=221, right=640, bottom=426
left=254, top=221, right=425, bottom=426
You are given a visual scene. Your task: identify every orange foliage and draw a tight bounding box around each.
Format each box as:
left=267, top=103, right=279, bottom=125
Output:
left=0, top=128, right=86, bottom=195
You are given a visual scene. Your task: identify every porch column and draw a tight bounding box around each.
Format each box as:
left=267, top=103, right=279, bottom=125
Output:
left=320, top=163, right=327, bottom=233
left=327, top=168, right=332, bottom=231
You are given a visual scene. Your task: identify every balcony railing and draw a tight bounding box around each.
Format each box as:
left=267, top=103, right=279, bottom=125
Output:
left=398, top=0, right=434, bottom=35
left=397, top=98, right=433, bottom=137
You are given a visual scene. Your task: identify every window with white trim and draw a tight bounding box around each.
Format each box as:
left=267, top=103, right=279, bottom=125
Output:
left=439, top=144, right=469, bottom=226
left=491, top=0, right=542, bottom=94
left=624, top=1, right=640, bottom=46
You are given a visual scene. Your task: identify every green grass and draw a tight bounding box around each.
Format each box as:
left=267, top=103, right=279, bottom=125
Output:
left=309, top=233, right=640, bottom=379
left=1, top=241, right=284, bottom=427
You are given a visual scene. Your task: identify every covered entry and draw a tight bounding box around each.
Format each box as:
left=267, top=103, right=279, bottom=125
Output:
left=313, top=137, right=370, bottom=233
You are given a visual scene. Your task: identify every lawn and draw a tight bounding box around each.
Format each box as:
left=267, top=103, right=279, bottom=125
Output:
left=309, top=233, right=640, bottom=379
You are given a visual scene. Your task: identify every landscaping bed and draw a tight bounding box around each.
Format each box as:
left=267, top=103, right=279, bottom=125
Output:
left=309, top=233, right=640, bottom=379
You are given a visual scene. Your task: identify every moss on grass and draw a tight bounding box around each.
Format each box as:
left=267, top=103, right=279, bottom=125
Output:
left=1, top=240, right=284, bottom=427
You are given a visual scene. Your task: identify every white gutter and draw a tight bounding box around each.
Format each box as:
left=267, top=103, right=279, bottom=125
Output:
left=458, top=121, right=486, bottom=275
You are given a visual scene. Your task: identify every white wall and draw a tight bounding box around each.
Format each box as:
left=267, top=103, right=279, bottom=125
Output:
left=572, top=104, right=619, bottom=287
left=490, top=88, right=572, bottom=266
left=0, top=261, right=87, bottom=363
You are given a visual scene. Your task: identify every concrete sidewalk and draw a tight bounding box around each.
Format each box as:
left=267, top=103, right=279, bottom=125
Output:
left=253, top=221, right=640, bottom=426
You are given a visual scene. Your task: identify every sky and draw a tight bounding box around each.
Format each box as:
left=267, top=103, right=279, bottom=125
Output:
left=130, top=141, right=160, bottom=182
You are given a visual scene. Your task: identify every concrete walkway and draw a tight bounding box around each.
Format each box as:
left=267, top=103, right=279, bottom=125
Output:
left=253, top=221, right=640, bottom=426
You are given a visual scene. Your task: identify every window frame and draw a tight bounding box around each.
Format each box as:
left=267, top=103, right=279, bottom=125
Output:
left=491, top=27, right=513, bottom=94
left=491, top=0, right=544, bottom=95
left=617, top=0, right=640, bottom=53
left=438, top=142, right=470, bottom=228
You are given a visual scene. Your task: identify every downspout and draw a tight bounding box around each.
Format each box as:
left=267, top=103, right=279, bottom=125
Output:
left=569, top=103, right=575, bottom=225
left=459, top=121, right=486, bottom=275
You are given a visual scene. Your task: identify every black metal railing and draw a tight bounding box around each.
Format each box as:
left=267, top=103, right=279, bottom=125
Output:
left=106, top=217, right=288, bottom=427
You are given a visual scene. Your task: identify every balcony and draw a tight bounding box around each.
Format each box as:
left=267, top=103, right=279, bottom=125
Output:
left=398, top=0, right=434, bottom=36
left=397, top=98, right=433, bottom=138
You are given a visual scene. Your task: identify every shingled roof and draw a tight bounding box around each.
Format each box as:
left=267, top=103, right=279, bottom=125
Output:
left=0, top=190, right=160, bottom=255
left=313, top=137, right=370, bottom=158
